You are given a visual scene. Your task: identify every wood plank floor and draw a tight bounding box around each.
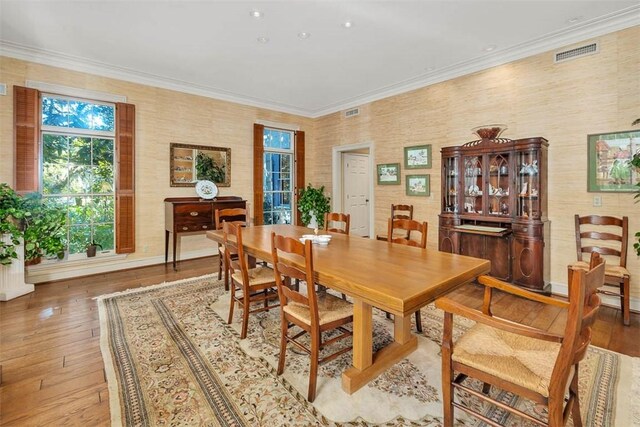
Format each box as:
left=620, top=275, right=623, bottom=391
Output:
left=0, top=256, right=638, bottom=425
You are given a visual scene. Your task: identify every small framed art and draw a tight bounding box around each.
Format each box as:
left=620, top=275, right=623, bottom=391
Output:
left=406, top=174, right=430, bottom=196
left=404, top=144, right=432, bottom=169
left=587, top=130, right=639, bottom=192
left=377, top=163, right=401, bottom=185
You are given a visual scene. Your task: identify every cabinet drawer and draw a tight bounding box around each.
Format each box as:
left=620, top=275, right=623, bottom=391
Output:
left=512, top=223, right=541, bottom=236
left=175, top=223, right=213, bottom=232
left=175, top=204, right=212, bottom=223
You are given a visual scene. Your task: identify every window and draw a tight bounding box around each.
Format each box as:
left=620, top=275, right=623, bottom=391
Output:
left=262, top=128, right=294, bottom=225
left=40, top=94, right=116, bottom=256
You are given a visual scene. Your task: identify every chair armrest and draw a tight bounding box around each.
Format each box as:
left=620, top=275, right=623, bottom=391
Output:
left=435, top=296, right=564, bottom=343
left=478, top=275, right=569, bottom=309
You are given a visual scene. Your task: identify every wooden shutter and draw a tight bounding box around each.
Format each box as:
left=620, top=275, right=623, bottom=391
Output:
left=14, top=86, right=40, bottom=193
left=115, top=103, right=135, bottom=253
left=294, top=130, right=305, bottom=225
left=253, top=123, right=265, bottom=225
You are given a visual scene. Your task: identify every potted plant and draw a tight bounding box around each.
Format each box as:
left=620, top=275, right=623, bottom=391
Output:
left=631, top=149, right=640, bottom=256
left=297, top=184, right=331, bottom=228
left=86, top=240, right=103, bottom=258
left=20, top=192, right=66, bottom=265
left=0, top=183, right=25, bottom=266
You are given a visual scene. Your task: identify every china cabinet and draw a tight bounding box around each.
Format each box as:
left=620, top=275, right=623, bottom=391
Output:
left=439, top=136, right=550, bottom=293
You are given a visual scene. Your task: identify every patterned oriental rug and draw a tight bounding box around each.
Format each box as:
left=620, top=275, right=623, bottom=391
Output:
left=97, top=275, right=639, bottom=426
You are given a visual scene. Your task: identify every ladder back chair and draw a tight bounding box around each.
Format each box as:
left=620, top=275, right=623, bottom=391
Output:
left=270, top=232, right=353, bottom=402
left=376, top=204, right=414, bottom=241
left=435, top=252, right=605, bottom=427
left=385, top=217, right=428, bottom=332
left=323, top=212, right=350, bottom=235
left=223, top=221, right=279, bottom=339
left=569, top=214, right=630, bottom=325
left=215, top=207, right=248, bottom=291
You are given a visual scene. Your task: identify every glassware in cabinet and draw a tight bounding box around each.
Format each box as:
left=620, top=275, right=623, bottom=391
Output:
left=443, top=156, right=459, bottom=213
left=463, top=156, right=483, bottom=214
left=516, top=150, right=540, bottom=219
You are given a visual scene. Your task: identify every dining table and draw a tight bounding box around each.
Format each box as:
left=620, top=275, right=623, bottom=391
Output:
left=207, top=224, right=490, bottom=394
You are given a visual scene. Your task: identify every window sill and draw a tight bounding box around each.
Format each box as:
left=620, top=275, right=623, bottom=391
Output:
left=28, top=252, right=128, bottom=272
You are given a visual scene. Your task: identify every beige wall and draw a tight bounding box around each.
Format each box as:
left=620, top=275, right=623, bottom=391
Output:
left=0, top=56, right=314, bottom=264
left=309, top=27, right=640, bottom=295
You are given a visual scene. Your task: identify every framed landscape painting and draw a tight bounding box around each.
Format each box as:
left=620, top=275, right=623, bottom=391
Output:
left=587, top=130, right=639, bottom=192
left=406, top=174, right=430, bottom=196
left=377, top=163, right=400, bottom=185
left=404, top=144, right=432, bottom=169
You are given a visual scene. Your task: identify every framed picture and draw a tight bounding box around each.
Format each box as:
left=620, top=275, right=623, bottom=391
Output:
left=406, top=174, right=430, bottom=196
left=404, top=144, right=432, bottom=169
left=587, top=130, right=639, bottom=192
left=377, top=163, right=401, bottom=185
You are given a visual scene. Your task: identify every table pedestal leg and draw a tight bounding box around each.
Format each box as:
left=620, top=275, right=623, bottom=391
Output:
left=341, top=300, right=417, bottom=394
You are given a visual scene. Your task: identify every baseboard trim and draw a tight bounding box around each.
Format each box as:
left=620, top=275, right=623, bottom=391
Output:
left=551, top=281, right=639, bottom=313
left=26, top=248, right=217, bottom=284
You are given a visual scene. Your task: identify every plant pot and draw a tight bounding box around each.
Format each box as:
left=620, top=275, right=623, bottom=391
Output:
left=86, top=245, right=98, bottom=257
left=25, top=256, right=41, bottom=266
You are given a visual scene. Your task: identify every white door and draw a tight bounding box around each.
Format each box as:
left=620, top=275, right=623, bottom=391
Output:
left=342, top=153, right=370, bottom=237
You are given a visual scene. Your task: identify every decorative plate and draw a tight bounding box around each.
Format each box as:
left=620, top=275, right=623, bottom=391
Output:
left=195, top=180, right=218, bottom=199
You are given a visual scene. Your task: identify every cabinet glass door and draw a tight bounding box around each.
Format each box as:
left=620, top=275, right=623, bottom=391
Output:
left=516, top=150, right=540, bottom=219
left=463, top=156, right=483, bottom=214
left=488, top=153, right=510, bottom=216
left=443, top=157, right=459, bottom=213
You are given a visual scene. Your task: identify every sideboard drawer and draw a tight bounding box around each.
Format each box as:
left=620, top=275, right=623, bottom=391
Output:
left=175, top=223, right=213, bottom=232
left=175, top=204, right=213, bottom=224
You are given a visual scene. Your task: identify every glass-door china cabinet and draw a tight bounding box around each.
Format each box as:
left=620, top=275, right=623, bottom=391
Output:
left=439, top=134, right=549, bottom=293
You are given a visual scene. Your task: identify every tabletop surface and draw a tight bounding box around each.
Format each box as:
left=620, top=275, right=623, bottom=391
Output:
left=208, top=224, right=490, bottom=315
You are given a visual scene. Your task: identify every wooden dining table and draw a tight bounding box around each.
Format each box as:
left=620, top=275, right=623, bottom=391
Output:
left=207, top=224, right=490, bottom=394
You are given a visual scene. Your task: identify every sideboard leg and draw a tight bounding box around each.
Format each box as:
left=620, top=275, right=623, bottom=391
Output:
left=165, top=230, right=170, bottom=264
left=173, top=233, right=178, bottom=271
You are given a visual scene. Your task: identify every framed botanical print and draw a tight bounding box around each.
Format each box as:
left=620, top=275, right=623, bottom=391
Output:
left=587, top=130, right=639, bottom=192
left=404, top=144, right=432, bottom=169
left=406, top=174, right=430, bottom=196
left=377, top=163, right=401, bottom=185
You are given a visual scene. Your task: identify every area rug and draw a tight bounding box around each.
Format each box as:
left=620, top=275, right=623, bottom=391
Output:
left=97, top=275, right=639, bottom=426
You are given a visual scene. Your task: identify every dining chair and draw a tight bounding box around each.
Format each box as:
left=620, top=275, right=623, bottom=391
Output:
left=215, top=208, right=248, bottom=291
left=435, top=252, right=605, bottom=427
left=323, top=212, right=350, bottom=235
left=568, top=215, right=631, bottom=325
left=270, top=232, right=353, bottom=402
left=376, top=204, right=414, bottom=241
left=385, top=217, right=428, bottom=332
left=223, top=221, right=279, bottom=339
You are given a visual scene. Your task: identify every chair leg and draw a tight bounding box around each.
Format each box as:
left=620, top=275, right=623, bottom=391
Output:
left=482, top=382, right=491, bottom=394
left=622, top=277, right=630, bottom=326
left=241, top=294, right=250, bottom=339
left=414, top=310, right=423, bottom=333
left=442, top=314, right=454, bottom=427
left=567, top=267, right=574, bottom=302
left=277, top=318, right=288, bottom=375
left=224, top=258, right=230, bottom=292
left=308, top=329, right=320, bottom=402
left=218, top=249, right=222, bottom=280
left=548, top=395, right=564, bottom=427
left=227, top=284, right=236, bottom=324
left=570, top=368, right=583, bottom=427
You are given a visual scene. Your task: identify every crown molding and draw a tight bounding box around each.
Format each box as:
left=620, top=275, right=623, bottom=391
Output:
left=1, top=4, right=638, bottom=119
left=0, top=41, right=314, bottom=117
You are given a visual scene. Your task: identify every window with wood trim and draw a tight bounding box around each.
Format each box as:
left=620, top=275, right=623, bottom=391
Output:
left=253, top=124, right=304, bottom=225
left=13, top=85, right=135, bottom=257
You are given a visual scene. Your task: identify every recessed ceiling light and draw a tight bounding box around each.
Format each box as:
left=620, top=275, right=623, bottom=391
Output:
left=250, top=10, right=263, bottom=18
left=257, top=36, right=270, bottom=44
left=298, top=32, right=311, bottom=39
left=566, top=16, right=582, bottom=24
left=343, top=21, right=353, bottom=28
left=483, top=44, right=497, bottom=52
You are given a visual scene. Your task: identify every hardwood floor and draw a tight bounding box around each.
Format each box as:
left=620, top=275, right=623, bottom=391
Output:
left=0, top=256, right=637, bottom=425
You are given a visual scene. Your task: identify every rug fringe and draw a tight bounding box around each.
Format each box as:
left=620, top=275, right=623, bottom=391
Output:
left=93, top=273, right=219, bottom=301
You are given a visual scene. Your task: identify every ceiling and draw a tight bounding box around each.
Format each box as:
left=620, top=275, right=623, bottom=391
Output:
left=0, top=1, right=638, bottom=117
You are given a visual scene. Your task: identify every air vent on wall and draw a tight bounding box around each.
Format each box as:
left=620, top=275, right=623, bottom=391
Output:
left=344, top=107, right=360, bottom=118
left=554, top=42, right=598, bottom=63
